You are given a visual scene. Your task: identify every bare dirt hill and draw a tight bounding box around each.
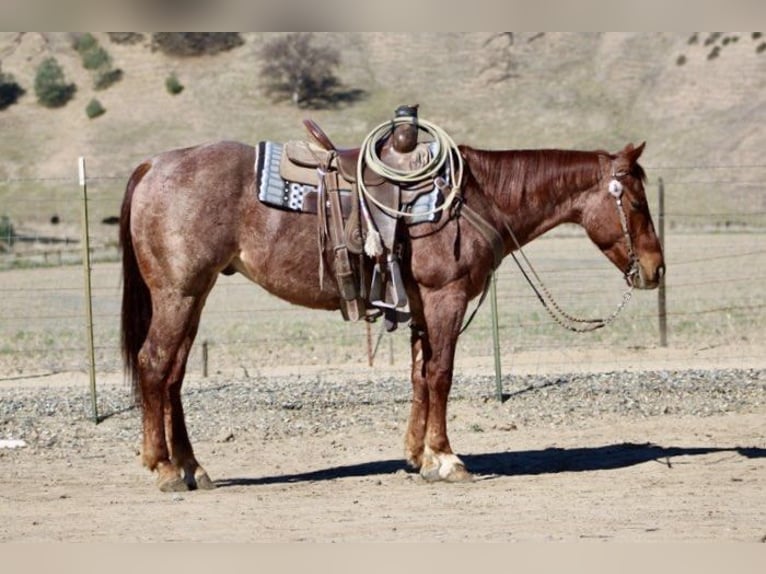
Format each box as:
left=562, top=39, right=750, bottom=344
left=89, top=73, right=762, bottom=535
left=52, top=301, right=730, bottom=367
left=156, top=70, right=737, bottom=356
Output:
left=0, top=32, right=764, bottom=245
left=1, top=32, right=764, bottom=182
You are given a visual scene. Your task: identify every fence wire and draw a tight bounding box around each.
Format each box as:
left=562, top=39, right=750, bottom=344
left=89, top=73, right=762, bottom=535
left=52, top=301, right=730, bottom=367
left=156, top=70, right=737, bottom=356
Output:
left=1, top=166, right=765, bottom=384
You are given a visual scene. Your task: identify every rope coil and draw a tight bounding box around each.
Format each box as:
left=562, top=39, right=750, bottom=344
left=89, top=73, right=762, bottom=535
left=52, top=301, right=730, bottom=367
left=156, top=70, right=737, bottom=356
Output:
left=356, top=116, right=464, bottom=220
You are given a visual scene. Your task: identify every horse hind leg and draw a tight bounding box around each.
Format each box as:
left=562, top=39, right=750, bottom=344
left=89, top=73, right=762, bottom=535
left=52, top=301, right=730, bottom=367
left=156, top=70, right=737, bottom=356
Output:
left=138, top=292, right=212, bottom=492
left=163, top=326, right=215, bottom=491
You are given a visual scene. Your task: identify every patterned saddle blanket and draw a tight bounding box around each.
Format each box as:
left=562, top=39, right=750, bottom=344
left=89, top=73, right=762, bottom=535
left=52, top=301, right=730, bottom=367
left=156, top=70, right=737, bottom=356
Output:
left=255, top=140, right=445, bottom=225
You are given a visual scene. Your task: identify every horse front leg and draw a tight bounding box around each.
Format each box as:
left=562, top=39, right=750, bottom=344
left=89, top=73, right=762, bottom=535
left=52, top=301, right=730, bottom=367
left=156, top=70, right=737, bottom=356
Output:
left=405, top=325, right=428, bottom=468
left=420, top=351, right=473, bottom=483
left=407, top=288, right=473, bottom=483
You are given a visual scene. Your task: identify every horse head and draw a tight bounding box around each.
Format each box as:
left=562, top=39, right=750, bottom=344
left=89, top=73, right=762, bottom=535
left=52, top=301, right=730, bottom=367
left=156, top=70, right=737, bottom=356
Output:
left=583, top=142, right=665, bottom=289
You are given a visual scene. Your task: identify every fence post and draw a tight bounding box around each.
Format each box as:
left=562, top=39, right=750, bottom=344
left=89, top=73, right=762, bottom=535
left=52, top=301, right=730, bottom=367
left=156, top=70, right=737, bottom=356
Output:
left=657, top=177, right=667, bottom=347
left=202, top=340, right=209, bottom=377
left=366, top=321, right=373, bottom=367
left=489, top=272, right=503, bottom=401
left=79, top=157, right=99, bottom=423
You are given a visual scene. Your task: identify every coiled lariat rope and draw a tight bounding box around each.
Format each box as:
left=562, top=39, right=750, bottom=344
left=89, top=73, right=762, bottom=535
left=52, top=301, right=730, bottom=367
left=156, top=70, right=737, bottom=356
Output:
left=357, top=117, right=463, bottom=256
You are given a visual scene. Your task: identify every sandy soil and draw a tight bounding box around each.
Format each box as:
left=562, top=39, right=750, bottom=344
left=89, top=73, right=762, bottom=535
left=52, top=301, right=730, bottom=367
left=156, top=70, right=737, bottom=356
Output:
left=1, top=232, right=764, bottom=542
left=2, top=363, right=764, bottom=543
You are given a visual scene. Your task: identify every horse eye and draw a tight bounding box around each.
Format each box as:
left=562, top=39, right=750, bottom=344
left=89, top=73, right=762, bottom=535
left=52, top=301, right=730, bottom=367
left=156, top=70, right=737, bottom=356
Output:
left=630, top=199, right=643, bottom=210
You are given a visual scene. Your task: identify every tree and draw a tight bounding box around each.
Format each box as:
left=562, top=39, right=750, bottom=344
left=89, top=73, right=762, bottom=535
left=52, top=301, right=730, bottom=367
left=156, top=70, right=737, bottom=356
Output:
left=34, top=57, right=76, bottom=108
left=165, top=73, right=184, bottom=95
left=259, top=33, right=341, bottom=107
left=0, top=67, right=25, bottom=110
left=151, top=33, right=244, bottom=57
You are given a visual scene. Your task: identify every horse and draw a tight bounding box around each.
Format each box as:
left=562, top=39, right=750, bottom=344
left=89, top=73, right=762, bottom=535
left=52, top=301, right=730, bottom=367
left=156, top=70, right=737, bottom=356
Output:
left=119, top=137, right=665, bottom=491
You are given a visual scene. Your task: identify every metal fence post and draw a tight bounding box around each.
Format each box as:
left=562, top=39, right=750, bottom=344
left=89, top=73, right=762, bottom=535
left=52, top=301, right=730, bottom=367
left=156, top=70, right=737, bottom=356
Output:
left=489, top=271, right=503, bottom=401
left=202, top=340, right=209, bottom=377
left=657, top=177, right=667, bottom=347
left=79, top=157, right=98, bottom=423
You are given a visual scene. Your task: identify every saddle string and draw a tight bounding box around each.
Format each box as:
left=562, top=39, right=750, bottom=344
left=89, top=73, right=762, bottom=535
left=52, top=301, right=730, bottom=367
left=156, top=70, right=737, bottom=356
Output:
left=316, top=166, right=329, bottom=291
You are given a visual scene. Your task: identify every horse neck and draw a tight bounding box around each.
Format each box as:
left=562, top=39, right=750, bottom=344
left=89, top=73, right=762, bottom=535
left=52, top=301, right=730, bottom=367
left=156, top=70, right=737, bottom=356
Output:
left=461, top=147, right=603, bottom=245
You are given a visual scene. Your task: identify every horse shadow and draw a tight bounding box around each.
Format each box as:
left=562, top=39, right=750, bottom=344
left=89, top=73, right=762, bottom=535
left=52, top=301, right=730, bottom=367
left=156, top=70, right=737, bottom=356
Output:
left=214, top=442, right=766, bottom=488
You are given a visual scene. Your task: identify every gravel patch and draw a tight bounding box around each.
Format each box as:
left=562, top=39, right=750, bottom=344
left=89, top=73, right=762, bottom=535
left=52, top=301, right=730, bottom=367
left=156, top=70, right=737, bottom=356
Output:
left=1, top=368, right=763, bottom=453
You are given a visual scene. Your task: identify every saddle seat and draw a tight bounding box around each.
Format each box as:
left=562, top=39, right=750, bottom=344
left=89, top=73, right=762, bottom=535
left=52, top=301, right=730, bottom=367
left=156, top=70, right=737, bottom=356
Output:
left=303, top=119, right=386, bottom=186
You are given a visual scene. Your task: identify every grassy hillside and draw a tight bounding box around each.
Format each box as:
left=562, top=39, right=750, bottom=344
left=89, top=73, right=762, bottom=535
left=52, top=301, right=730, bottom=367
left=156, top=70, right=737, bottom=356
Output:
left=1, top=32, right=764, bottom=233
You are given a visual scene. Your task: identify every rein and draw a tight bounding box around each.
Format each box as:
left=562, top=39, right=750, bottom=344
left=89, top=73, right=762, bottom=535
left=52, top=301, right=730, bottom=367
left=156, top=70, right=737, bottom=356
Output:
left=459, top=173, right=637, bottom=333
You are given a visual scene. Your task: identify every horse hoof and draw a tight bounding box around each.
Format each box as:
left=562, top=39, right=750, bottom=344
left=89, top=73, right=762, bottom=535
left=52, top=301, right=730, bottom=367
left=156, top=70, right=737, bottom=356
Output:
left=158, top=476, right=189, bottom=492
left=419, top=453, right=474, bottom=483
left=444, top=464, right=474, bottom=483
left=420, top=464, right=442, bottom=483
left=195, top=471, right=216, bottom=490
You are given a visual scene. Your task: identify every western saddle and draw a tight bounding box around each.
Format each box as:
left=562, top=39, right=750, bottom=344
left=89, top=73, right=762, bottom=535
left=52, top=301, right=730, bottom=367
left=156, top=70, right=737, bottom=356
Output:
left=274, top=105, right=452, bottom=331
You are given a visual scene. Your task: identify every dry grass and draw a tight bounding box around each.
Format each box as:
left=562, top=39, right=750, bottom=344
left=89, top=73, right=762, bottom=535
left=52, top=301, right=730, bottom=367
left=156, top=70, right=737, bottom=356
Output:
left=1, top=232, right=763, bottom=380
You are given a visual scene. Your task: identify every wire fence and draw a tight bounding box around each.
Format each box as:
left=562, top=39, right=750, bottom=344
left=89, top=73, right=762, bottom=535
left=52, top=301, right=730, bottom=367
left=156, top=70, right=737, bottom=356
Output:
left=1, top=163, right=765, bottom=390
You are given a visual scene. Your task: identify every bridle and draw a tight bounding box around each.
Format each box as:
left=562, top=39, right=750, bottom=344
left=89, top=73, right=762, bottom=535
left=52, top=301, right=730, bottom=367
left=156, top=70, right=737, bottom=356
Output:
left=458, top=166, right=639, bottom=333
left=608, top=170, right=641, bottom=287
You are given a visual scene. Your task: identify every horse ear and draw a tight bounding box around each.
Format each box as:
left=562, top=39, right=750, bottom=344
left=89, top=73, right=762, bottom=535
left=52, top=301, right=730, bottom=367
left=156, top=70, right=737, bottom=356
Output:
left=625, top=141, right=646, bottom=164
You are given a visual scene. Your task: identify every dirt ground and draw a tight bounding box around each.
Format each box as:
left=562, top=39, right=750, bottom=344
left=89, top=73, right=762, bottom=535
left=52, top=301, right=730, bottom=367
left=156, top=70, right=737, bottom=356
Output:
left=1, top=232, right=764, bottom=543
left=2, top=361, right=764, bottom=543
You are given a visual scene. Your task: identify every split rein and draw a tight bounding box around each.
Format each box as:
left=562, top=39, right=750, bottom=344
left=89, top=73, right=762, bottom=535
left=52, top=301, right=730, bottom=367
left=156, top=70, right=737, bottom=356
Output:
left=462, top=173, right=638, bottom=334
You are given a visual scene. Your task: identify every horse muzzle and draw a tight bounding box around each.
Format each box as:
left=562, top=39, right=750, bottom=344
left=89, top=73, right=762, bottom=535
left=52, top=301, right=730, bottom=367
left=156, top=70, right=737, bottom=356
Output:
left=629, top=259, right=664, bottom=289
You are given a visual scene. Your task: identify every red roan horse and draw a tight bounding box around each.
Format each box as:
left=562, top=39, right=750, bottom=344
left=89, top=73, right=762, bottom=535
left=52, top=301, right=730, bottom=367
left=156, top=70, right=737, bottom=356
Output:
left=120, top=137, right=664, bottom=491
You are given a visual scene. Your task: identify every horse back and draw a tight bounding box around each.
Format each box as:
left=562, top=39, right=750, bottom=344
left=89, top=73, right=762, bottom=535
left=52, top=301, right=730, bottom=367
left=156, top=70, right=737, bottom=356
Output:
left=126, top=140, right=342, bottom=310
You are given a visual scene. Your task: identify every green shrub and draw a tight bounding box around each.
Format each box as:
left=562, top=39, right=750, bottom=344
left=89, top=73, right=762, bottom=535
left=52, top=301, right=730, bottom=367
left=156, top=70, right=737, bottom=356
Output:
left=34, top=57, right=76, bottom=108
left=74, top=33, right=123, bottom=90
left=151, top=33, right=244, bottom=57
left=165, top=73, right=184, bottom=95
left=85, top=98, right=106, bottom=119
left=94, top=68, right=123, bottom=90
left=107, top=33, right=145, bottom=45
left=73, top=33, right=98, bottom=53
left=0, top=70, right=25, bottom=110
left=0, top=215, right=15, bottom=246
left=81, top=44, right=111, bottom=71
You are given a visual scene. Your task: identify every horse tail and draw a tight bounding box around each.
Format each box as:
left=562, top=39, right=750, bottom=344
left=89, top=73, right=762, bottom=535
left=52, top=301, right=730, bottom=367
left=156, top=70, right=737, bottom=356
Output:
left=120, top=161, right=152, bottom=403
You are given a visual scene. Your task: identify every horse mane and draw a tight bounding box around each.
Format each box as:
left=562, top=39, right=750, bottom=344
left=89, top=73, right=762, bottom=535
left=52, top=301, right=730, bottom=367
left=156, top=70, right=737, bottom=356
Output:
left=459, top=145, right=634, bottom=211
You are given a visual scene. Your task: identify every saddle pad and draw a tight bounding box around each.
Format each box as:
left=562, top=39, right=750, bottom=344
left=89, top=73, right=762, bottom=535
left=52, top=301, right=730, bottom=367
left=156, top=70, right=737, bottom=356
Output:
left=256, top=141, right=316, bottom=212
left=255, top=140, right=443, bottom=224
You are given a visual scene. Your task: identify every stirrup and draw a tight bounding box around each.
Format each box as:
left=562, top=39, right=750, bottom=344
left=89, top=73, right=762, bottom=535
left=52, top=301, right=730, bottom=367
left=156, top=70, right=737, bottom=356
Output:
left=370, top=254, right=408, bottom=310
